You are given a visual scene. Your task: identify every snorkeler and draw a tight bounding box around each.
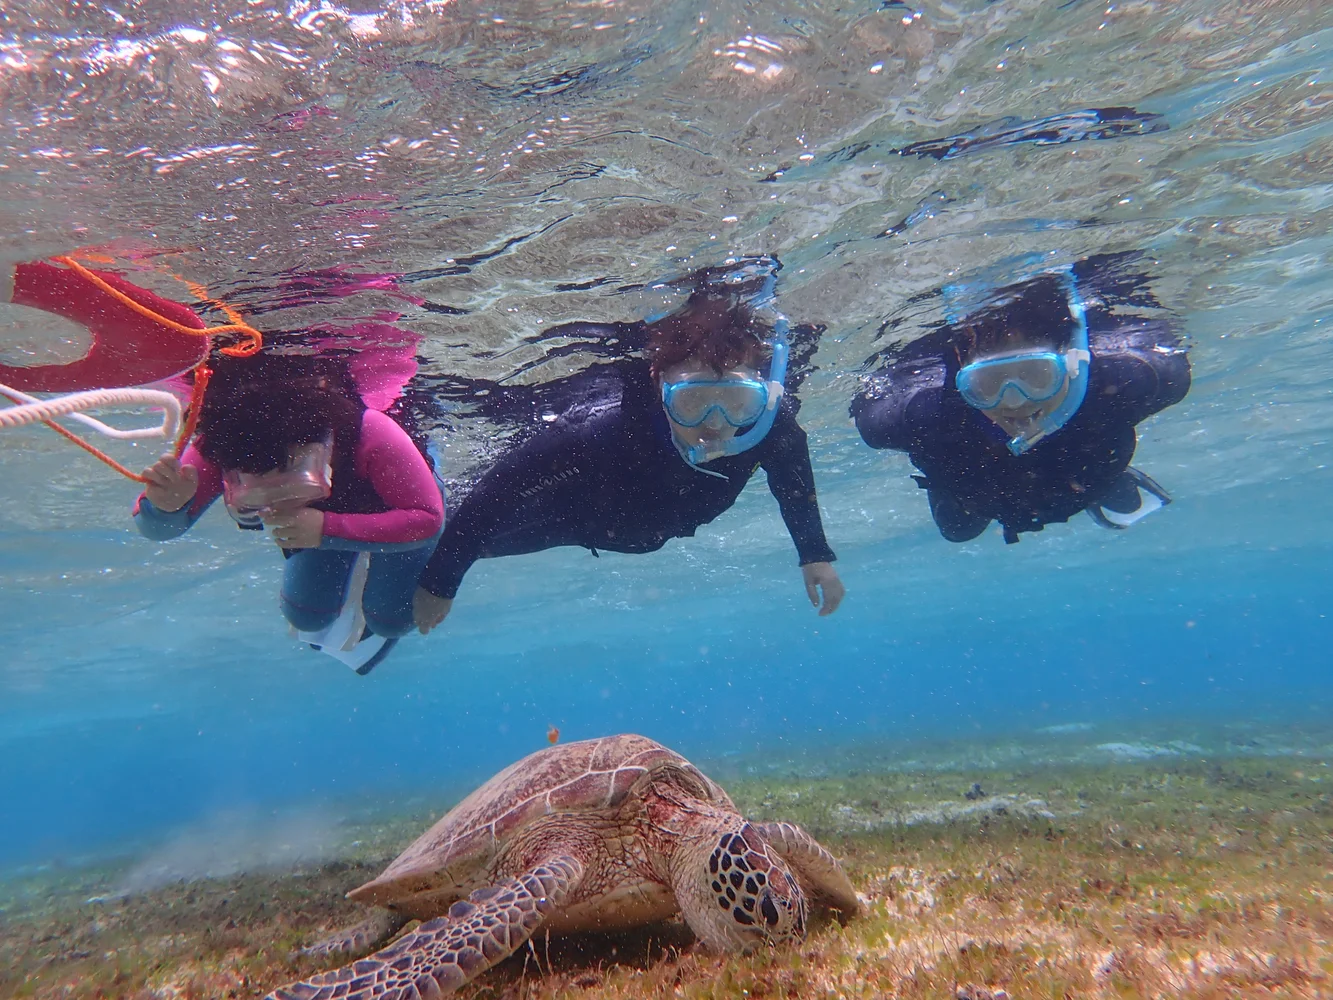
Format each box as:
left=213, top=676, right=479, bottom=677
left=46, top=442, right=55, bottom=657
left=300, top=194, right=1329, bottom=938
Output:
left=413, top=258, right=843, bottom=633
left=134, top=354, right=444, bottom=672
left=851, top=258, right=1190, bottom=544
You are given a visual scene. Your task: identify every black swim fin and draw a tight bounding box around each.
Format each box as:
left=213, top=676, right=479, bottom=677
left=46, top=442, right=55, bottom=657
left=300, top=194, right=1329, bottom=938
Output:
left=1087, top=467, right=1172, bottom=529
left=353, top=636, right=398, bottom=676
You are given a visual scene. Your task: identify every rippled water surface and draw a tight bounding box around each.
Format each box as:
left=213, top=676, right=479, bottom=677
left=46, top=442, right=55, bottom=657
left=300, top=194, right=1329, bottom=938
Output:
left=1, top=0, right=1330, bottom=877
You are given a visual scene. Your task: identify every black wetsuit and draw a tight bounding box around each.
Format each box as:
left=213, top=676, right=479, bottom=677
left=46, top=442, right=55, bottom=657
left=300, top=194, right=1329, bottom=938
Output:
left=418, top=359, right=836, bottom=599
left=852, top=317, right=1190, bottom=543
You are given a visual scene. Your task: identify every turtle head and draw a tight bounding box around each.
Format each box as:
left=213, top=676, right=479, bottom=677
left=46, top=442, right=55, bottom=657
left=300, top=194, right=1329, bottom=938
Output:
left=675, top=821, right=807, bottom=952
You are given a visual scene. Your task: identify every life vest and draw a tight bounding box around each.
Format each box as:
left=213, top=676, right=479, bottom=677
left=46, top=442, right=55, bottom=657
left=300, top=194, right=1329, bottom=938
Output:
left=314, top=411, right=392, bottom=518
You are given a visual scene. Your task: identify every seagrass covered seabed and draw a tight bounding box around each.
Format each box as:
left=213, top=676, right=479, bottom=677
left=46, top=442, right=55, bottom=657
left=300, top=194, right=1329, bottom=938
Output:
left=3, top=721, right=1328, bottom=1000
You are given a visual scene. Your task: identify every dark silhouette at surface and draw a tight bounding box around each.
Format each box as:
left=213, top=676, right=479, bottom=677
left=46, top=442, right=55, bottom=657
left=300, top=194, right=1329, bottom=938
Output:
left=893, top=107, right=1167, bottom=161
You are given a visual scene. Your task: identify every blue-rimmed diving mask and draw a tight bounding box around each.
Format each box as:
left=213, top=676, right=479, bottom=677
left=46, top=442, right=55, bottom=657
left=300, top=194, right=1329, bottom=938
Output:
left=956, top=351, right=1075, bottom=410
left=663, top=374, right=773, bottom=429
left=953, top=270, right=1091, bottom=456
left=650, top=256, right=790, bottom=468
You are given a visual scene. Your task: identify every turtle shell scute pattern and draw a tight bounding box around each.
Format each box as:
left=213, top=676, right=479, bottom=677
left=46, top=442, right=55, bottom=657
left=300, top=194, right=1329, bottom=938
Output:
left=368, top=735, right=723, bottom=897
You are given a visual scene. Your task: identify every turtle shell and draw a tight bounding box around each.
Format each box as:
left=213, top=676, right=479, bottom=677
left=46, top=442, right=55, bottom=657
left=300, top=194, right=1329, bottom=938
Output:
left=349, top=734, right=731, bottom=908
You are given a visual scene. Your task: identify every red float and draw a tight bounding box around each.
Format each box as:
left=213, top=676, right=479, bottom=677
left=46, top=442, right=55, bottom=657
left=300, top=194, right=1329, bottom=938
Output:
left=0, top=260, right=209, bottom=392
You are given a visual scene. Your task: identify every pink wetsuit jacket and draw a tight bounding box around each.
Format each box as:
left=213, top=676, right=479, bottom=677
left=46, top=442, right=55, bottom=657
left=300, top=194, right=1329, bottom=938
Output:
left=134, top=409, right=443, bottom=549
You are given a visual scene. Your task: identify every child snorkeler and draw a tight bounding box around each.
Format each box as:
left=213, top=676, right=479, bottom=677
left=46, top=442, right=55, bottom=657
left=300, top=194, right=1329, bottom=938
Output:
left=135, top=354, right=444, bottom=673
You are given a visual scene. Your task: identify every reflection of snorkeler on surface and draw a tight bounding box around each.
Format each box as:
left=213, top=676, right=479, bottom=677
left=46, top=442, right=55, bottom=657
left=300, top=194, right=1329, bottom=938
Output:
left=851, top=255, right=1190, bottom=544
left=761, top=107, right=1168, bottom=182
left=891, top=107, right=1168, bottom=161
left=413, top=257, right=844, bottom=634
left=134, top=353, right=444, bottom=673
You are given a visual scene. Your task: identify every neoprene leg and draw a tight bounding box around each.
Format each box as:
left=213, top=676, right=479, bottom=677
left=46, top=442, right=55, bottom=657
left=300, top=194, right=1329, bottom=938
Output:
left=361, top=541, right=437, bottom=638
left=927, top=490, right=991, bottom=543
left=280, top=549, right=357, bottom=631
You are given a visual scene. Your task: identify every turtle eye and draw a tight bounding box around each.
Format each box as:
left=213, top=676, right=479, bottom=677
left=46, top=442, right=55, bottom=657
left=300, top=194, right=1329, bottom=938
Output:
left=760, top=893, right=780, bottom=927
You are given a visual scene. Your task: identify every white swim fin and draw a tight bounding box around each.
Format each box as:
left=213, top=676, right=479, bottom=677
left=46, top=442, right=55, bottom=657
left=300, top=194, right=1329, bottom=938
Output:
left=294, top=553, right=396, bottom=674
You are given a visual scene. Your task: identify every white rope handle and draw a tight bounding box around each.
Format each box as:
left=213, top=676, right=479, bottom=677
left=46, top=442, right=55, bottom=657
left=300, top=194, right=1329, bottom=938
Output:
left=0, top=383, right=179, bottom=440
left=0, top=383, right=182, bottom=442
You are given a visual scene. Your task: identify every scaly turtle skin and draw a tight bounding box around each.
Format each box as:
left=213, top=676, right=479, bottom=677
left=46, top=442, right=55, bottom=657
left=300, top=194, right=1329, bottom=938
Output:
left=267, top=734, right=859, bottom=1000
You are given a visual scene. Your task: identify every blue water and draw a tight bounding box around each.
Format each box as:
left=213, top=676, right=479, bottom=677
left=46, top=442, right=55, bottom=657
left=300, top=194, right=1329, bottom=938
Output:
left=1, top=0, right=1331, bottom=882
left=4, top=477, right=1330, bottom=868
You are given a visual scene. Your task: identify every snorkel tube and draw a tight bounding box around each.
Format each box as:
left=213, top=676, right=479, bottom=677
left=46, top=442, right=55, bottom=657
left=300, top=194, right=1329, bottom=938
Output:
left=1006, top=268, right=1091, bottom=455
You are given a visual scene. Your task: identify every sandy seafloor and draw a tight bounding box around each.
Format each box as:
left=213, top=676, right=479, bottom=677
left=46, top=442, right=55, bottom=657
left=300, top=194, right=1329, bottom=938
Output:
left=4, top=717, right=1330, bottom=1000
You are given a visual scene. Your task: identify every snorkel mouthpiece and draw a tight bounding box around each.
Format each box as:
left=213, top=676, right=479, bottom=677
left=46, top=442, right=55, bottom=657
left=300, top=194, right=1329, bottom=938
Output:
left=1006, top=424, right=1050, bottom=456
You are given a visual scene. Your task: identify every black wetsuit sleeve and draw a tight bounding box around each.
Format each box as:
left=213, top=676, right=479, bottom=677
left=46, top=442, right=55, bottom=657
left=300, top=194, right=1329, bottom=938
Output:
left=852, top=368, right=948, bottom=452
left=417, top=429, right=578, bottom=600
left=854, top=382, right=948, bottom=454
left=758, top=410, right=836, bottom=565
left=1091, top=347, right=1191, bottom=425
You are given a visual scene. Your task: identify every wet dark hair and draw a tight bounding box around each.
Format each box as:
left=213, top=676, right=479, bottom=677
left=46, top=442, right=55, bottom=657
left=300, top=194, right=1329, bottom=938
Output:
left=949, top=272, right=1077, bottom=366
left=194, top=354, right=365, bottom=473
left=645, top=293, right=773, bottom=379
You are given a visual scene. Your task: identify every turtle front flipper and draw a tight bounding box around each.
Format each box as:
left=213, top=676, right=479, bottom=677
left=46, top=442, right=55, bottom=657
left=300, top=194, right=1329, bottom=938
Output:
left=751, top=821, right=860, bottom=921
left=300, top=908, right=409, bottom=958
left=267, top=855, right=585, bottom=1000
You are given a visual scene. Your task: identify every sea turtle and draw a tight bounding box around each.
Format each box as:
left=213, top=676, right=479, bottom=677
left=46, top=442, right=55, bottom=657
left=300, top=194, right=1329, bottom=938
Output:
left=268, top=733, right=859, bottom=1000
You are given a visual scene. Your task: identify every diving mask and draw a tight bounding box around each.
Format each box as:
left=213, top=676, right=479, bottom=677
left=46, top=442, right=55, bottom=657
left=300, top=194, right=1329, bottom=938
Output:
left=954, top=268, right=1091, bottom=456
left=222, top=437, right=333, bottom=528
left=956, top=351, right=1073, bottom=410
left=662, top=373, right=774, bottom=429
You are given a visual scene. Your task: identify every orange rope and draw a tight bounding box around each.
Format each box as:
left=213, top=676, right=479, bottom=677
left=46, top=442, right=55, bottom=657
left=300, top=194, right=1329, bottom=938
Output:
left=178, top=276, right=249, bottom=330
left=51, top=255, right=263, bottom=357
left=3, top=258, right=265, bottom=482
left=175, top=364, right=211, bottom=455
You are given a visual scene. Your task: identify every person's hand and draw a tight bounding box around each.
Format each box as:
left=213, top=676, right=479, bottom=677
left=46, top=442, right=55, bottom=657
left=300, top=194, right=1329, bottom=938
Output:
left=261, top=506, right=324, bottom=549
left=802, top=562, right=845, bottom=617
left=140, top=455, right=199, bottom=513
left=414, top=588, right=453, bottom=635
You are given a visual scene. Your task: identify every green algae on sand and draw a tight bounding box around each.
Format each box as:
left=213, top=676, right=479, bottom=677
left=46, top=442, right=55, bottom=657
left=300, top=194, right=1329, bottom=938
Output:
left=3, top=732, right=1330, bottom=1000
